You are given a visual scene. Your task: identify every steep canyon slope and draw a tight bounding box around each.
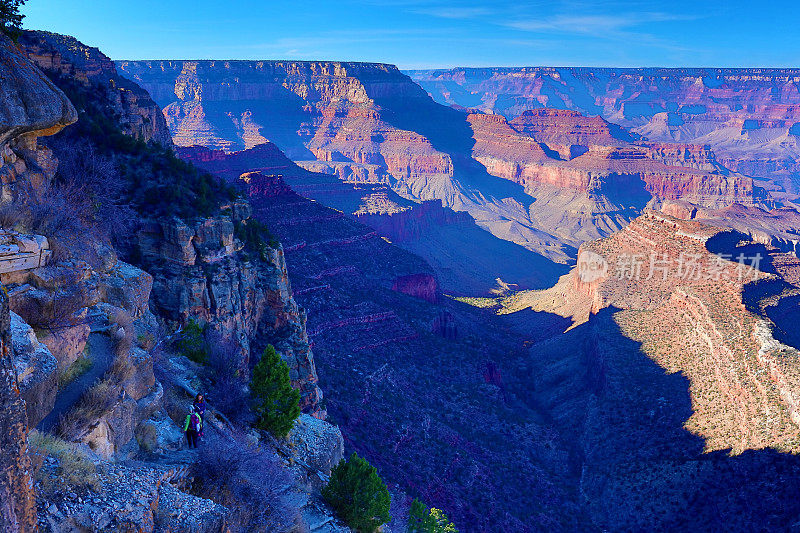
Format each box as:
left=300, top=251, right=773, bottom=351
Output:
left=0, top=30, right=356, bottom=532
left=482, top=211, right=800, bottom=529
left=196, top=167, right=590, bottom=530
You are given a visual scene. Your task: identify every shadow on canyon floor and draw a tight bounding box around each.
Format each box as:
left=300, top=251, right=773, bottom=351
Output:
left=512, top=306, right=800, bottom=531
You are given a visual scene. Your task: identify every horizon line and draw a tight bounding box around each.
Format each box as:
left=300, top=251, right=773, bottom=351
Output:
left=112, top=59, right=800, bottom=72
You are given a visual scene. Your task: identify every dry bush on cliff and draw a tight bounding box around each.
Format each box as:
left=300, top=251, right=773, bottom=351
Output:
left=28, top=430, right=101, bottom=497
left=203, top=337, right=254, bottom=427
left=0, top=138, right=135, bottom=265
left=189, top=436, right=298, bottom=532
left=49, top=138, right=136, bottom=246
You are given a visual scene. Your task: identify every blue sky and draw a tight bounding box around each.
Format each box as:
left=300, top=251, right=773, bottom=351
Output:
left=23, top=1, right=800, bottom=68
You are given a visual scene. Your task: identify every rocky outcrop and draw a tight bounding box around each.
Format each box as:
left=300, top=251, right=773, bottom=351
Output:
left=240, top=171, right=294, bottom=198
left=286, top=414, right=344, bottom=482
left=176, top=142, right=297, bottom=176
left=178, top=143, right=413, bottom=216
left=509, top=108, right=630, bottom=158
left=0, top=33, right=75, bottom=206
left=517, top=211, right=800, bottom=453
left=21, top=30, right=171, bottom=146
left=0, top=33, right=76, bottom=144
left=391, top=273, right=440, bottom=303
left=137, top=208, right=322, bottom=413
left=10, top=311, right=57, bottom=428
left=661, top=201, right=800, bottom=257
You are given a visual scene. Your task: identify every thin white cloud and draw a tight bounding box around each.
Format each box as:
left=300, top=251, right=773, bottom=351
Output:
left=507, top=12, right=695, bottom=36
left=411, top=6, right=494, bottom=19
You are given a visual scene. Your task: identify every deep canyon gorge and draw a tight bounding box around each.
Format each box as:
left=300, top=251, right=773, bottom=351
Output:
left=2, top=13, right=800, bottom=533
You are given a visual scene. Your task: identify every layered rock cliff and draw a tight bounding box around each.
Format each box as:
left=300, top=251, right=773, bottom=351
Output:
left=491, top=211, right=800, bottom=530
left=117, top=60, right=428, bottom=153
left=21, top=30, right=172, bottom=146
left=241, top=170, right=587, bottom=530
left=119, top=61, right=779, bottom=265
left=510, top=211, right=800, bottom=453
left=468, top=112, right=761, bottom=208
left=26, top=32, right=324, bottom=416
left=0, top=28, right=355, bottom=533
left=136, top=212, right=322, bottom=411
left=409, top=67, right=800, bottom=203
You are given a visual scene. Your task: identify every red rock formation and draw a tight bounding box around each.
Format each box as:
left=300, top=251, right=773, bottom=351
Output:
left=409, top=67, right=800, bottom=202
left=518, top=211, right=800, bottom=454
left=306, top=104, right=453, bottom=186
left=177, top=142, right=296, bottom=177
left=509, top=108, right=628, bottom=158
left=179, top=142, right=413, bottom=216
left=391, top=273, right=440, bottom=303
left=468, top=112, right=762, bottom=207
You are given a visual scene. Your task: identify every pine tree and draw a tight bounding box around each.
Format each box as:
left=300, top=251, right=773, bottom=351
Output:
left=322, top=452, right=391, bottom=532
left=250, top=344, right=300, bottom=437
left=408, top=498, right=457, bottom=533
left=408, top=498, right=432, bottom=532
left=0, top=0, right=25, bottom=40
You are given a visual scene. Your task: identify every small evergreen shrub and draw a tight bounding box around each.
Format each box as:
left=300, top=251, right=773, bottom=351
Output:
left=177, top=319, right=208, bottom=364
left=235, top=218, right=278, bottom=261
left=408, top=498, right=458, bottom=533
left=250, top=345, right=300, bottom=437
left=322, top=452, right=391, bottom=532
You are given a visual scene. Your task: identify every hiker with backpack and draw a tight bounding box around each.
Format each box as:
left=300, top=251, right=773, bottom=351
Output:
left=193, top=393, right=207, bottom=418
left=193, top=393, right=207, bottom=438
left=184, top=405, right=203, bottom=449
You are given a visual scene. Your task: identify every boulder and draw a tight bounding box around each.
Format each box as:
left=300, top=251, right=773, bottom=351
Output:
left=10, top=311, right=57, bottom=427
left=0, top=33, right=76, bottom=144
left=38, top=307, right=90, bottom=371
left=80, top=397, right=137, bottom=459
left=97, top=262, right=154, bottom=319
left=287, top=414, right=344, bottom=477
